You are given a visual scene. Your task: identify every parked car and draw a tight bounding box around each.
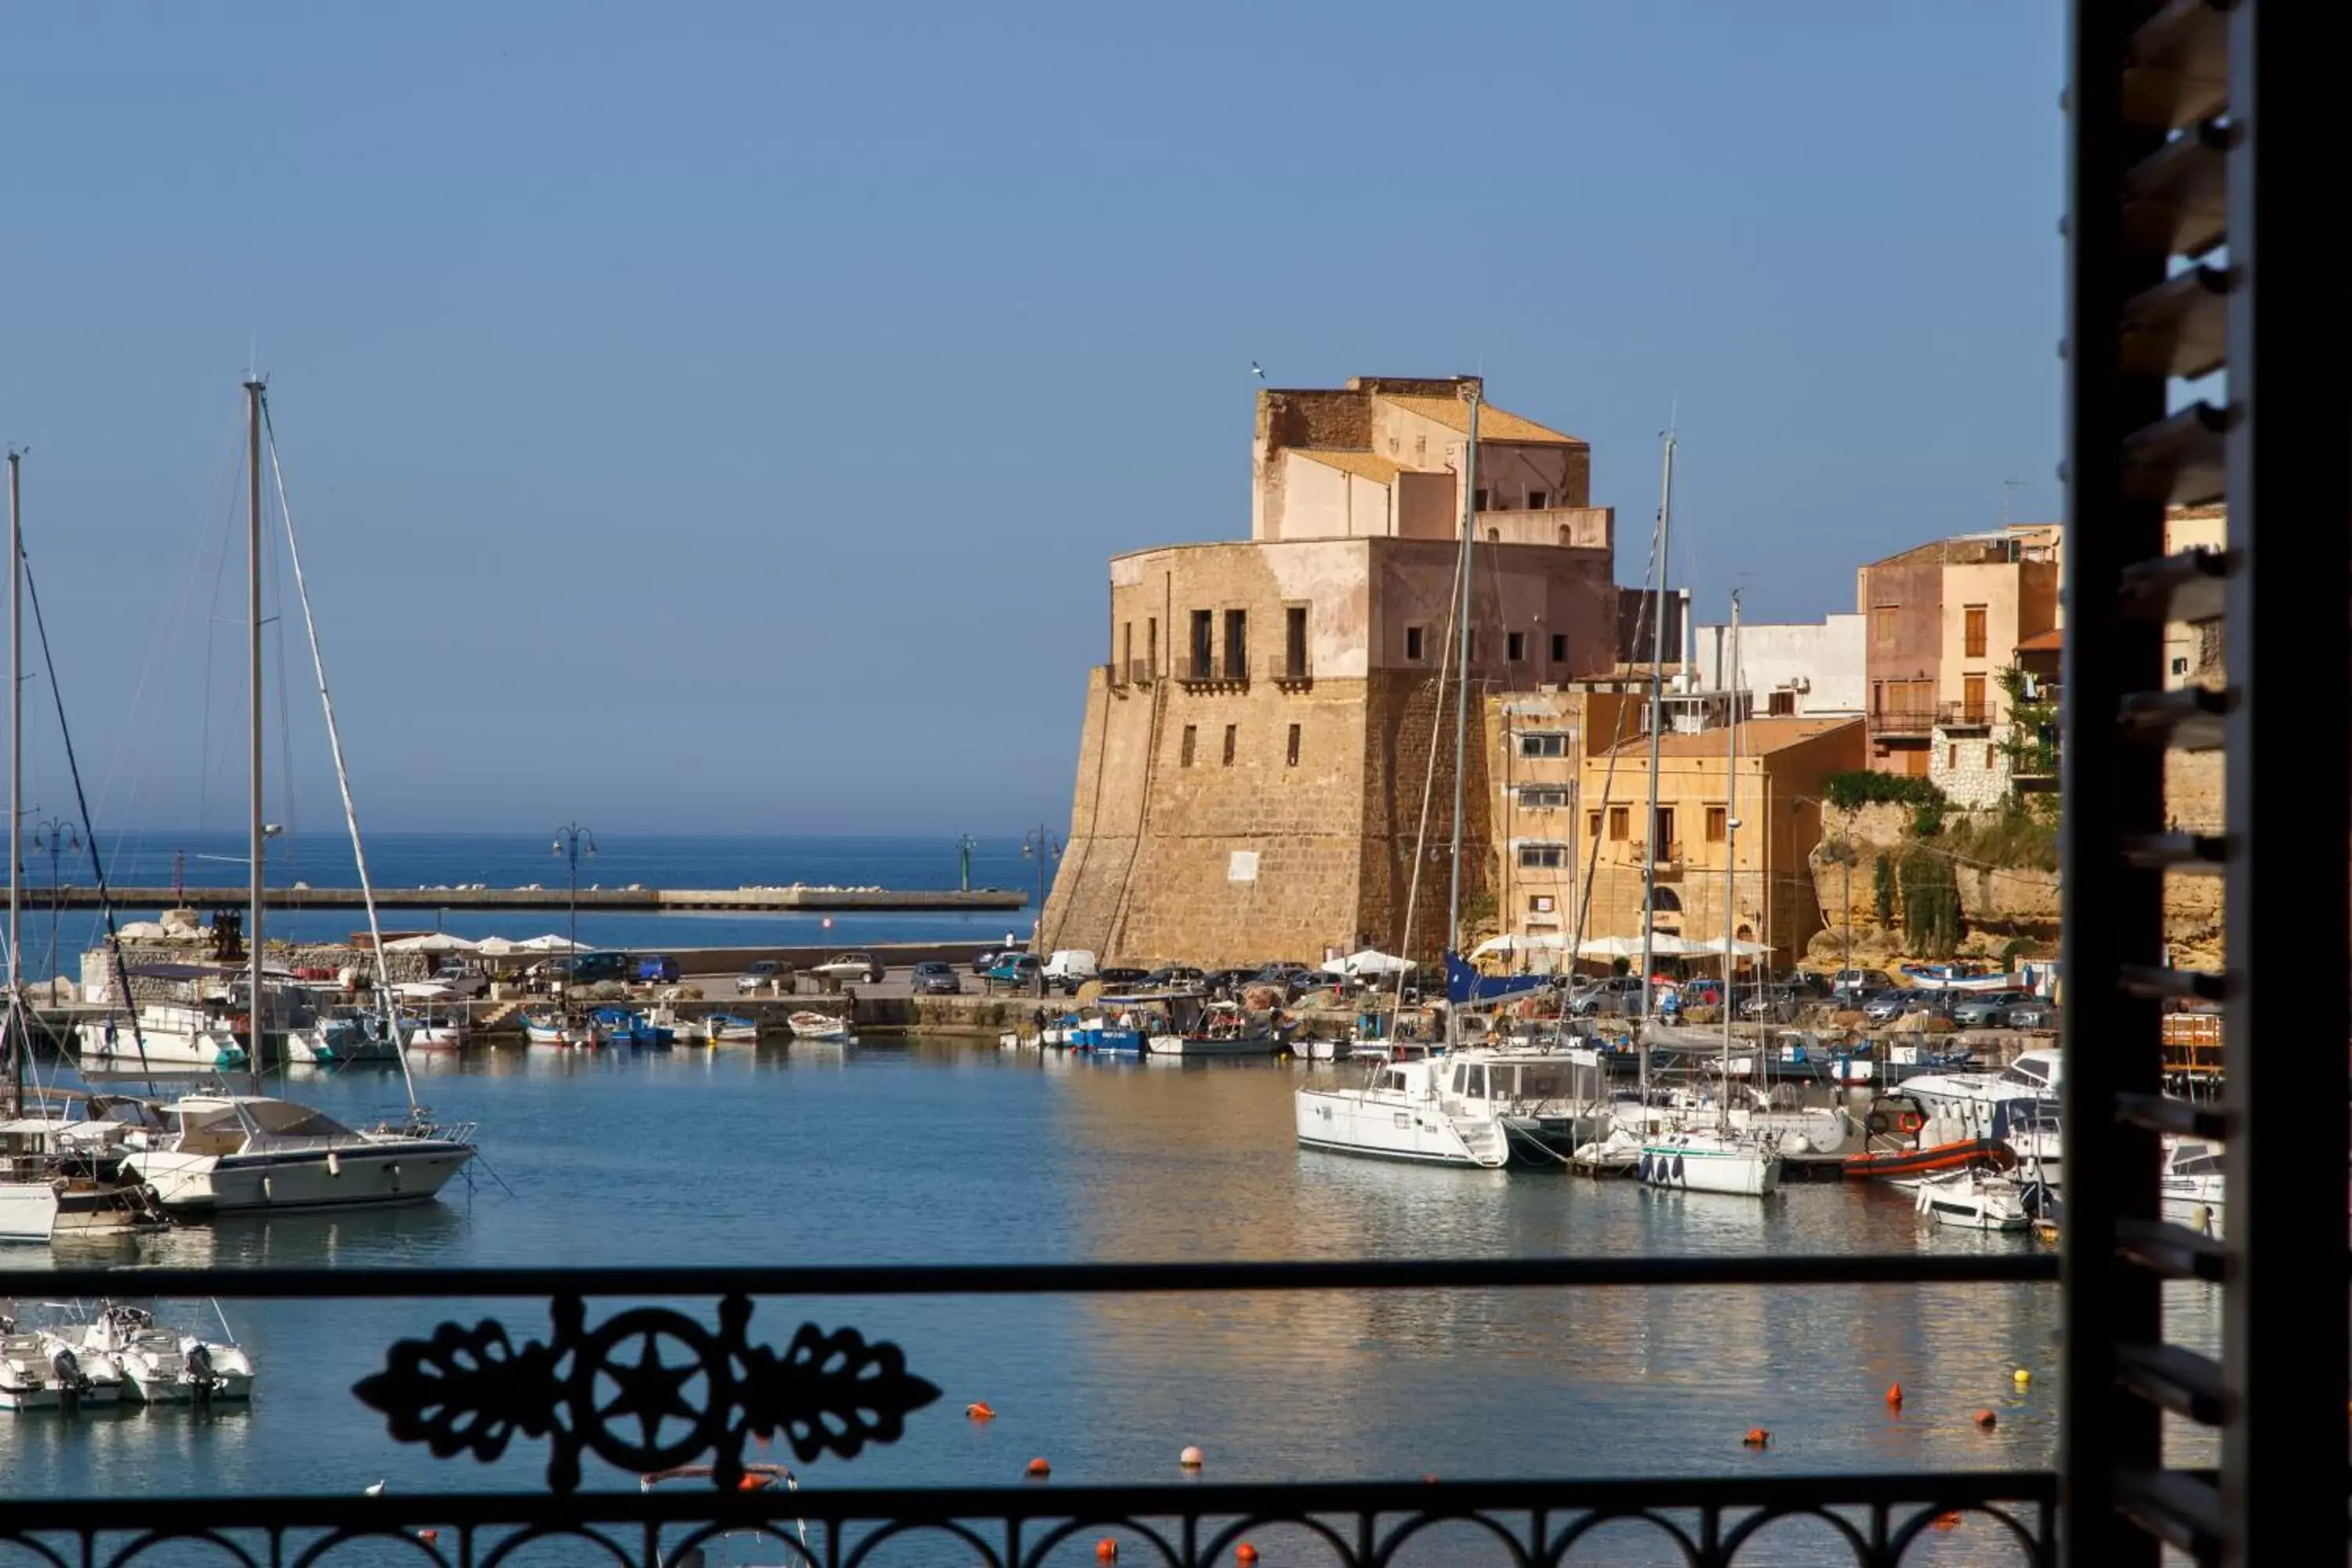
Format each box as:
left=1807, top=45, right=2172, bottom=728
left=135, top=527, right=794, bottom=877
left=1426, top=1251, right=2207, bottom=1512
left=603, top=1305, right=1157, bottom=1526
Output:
left=1860, top=989, right=1910, bottom=1023
left=1042, top=949, right=1099, bottom=993
left=1829, top=967, right=1895, bottom=1002
left=1773, top=970, right=1834, bottom=1000
left=970, top=949, right=1004, bottom=976
left=909, top=961, right=962, bottom=996
left=1096, top=966, right=1149, bottom=989
left=1203, top=967, right=1260, bottom=996
left=419, top=964, right=488, bottom=1000
left=1568, top=975, right=1646, bottom=1016
left=1737, top=986, right=1801, bottom=1022
left=985, top=952, right=1044, bottom=990
left=1951, top=989, right=2033, bottom=1028
left=1252, top=964, right=1320, bottom=996
left=736, top=959, right=788, bottom=995
left=635, top=955, right=681, bottom=985
left=2005, top=998, right=2057, bottom=1029
left=1142, top=965, right=1206, bottom=990
left=811, top=952, right=886, bottom=983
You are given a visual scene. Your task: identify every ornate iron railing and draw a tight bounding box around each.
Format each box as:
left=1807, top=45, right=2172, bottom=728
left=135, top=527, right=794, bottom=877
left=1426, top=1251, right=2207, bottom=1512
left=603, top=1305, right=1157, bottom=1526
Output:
left=3, top=1256, right=2062, bottom=1566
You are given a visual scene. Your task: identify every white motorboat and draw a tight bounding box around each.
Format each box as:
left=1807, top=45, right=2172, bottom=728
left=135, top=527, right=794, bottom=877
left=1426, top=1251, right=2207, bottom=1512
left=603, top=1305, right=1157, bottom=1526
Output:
left=2161, top=1136, right=2225, bottom=1236
left=77, top=1304, right=254, bottom=1403
left=1914, top=1165, right=2031, bottom=1231
left=122, top=1095, right=476, bottom=1214
left=406, top=1012, right=468, bottom=1052
left=1297, top=1058, right=1508, bottom=1167
left=1639, top=1127, right=1783, bottom=1196
left=77, top=1004, right=247, bottom=1070
left=1296, top=1047, right=1609, bottom=1167
left=1899, top=1048, right=2063, bottom=1134
left=700, top=1014, right=760, bottom=1045
left=35, top=1329, right=123, bottom=1406
left=787, top=1011, right=851, bottom=1042
left=0, top=1319, right=63, bottom=1410
left=521, top=1011, right=607, bottom=1048
left=1991, top=1097, right=2064, bottom=1187
left=1296, top=1036, right=1352, bottom=1062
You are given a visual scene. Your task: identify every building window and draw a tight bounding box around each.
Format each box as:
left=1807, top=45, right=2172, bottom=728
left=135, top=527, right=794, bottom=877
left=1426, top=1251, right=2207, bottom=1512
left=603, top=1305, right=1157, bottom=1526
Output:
left=1768, top=690, right=1795, bottom=717
left=1180, top=725, right=1196, bottom=767
left=1608, top=806, right=1630, bottom=841
left=1147, top=616, right=1158, bottom=673
left=1120, top=621, right=1133, bottom=677
left=2172, top=655, right=2190, bottom=676
left=1588, top=810, right=1602, bottom=841
left=1947, top=743, right=1958, bottom=769
left=1705, top=806, right=1727, bottom=843
left=1549, top=632, right=1566, bottom=663
left=1286, top=724, right=1301, bottom=767
left=1519, top=786, right=1569, bottom=809
left=1506, top=630, right=1526, bottom=662
left=1653, top=807, right=1675, bottom=857
left=1224, top=609, right=1249, bottom=680
left=1473, top=488, right=1490, bottom=511
left=1283, top=604, right=1308, bottom=678
left=1873, top=605, right=1899, bottom=650
left=1519, top=732, right=1569, bottom=758
left=1518, top=844, right=1566, bottom=869
left=1529, top=895, right=1555, bottom=914
left=1962, top=673, right=1987, bottom=723
left=1406, top=625, right=1425, bottom=662
left=1189, top=610, right=1213, bottom=679
left=1222, top=724, right=1237, bottom=765
left=1963, top=604, right=1987, bottom=659
left=1527, top=490, right=1548, bottom=510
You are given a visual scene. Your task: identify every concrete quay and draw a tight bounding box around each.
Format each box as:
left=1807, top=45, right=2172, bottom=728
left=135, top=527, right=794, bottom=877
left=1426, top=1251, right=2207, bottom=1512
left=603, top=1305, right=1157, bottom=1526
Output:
left=45, top=885, right=1026, bottom=913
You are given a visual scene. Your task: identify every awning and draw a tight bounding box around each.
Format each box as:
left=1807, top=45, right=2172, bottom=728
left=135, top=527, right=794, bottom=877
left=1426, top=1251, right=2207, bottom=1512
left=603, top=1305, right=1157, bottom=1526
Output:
left=1576, top=934, right=1705, bottom=959
left=1469, top=933, right=1567, bottom=958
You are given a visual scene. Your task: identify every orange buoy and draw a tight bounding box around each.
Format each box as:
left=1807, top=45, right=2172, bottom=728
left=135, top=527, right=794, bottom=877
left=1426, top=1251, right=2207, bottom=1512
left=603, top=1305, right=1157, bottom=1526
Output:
left=1885, top=1382, right=1904, bottom=1410
left=1025, top=1457, right=1051, bottom=1479
left=1179, top=1446, right=1204, bottom=1469
left=1933, top=1512, right=1963, bottom=1532
left=739, top=1474, right=768, bottom=1492
left=967, top=1403, right=997, bottom=1421
left=1973, top=1409, right=1998, bottom=1429
left=1236, top=1545, right=1258, bottom=1566
left=1096, top=1540, right=1118, bottom=1562
left=1743, top=1428, right=1770, bottom=1447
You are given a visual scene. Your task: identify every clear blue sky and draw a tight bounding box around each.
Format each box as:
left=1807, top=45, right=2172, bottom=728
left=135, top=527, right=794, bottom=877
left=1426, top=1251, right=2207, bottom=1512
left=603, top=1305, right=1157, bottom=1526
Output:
left=2, top=2, right=2062, bottom=837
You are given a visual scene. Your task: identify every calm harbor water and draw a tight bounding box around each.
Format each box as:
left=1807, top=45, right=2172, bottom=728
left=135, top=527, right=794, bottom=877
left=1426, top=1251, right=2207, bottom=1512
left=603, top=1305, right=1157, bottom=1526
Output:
left=27, top=833, right=1043, bottom=978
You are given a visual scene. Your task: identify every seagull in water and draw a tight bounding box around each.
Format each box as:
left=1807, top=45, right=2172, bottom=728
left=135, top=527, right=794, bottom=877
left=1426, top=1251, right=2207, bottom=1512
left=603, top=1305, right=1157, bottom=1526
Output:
left=364, top=1481, right=387, bottom=1497
left=1250, top=361, right=1265, bottom=379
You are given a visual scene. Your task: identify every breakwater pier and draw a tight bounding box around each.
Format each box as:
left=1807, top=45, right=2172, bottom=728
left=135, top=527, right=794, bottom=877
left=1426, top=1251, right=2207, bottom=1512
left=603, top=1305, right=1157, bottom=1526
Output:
left=44, top=884, right=1025, bottom=913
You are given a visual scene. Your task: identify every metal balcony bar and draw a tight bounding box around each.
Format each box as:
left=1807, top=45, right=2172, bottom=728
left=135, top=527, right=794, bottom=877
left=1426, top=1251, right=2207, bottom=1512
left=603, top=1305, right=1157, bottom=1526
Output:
left=1265, top=652, right=1312, bottom=683
left=1866, top=708, right=1936, bottom=735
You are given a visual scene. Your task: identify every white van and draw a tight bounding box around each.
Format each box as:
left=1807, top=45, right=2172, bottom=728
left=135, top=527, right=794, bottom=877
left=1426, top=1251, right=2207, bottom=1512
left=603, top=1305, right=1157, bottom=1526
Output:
left=1042, top=950, right=1099, bottom=993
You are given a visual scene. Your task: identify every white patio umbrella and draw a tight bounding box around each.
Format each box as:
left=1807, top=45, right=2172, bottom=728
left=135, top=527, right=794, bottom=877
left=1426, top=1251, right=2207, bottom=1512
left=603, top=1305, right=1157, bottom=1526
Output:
left=1320, top=948, right=1416, bottom=977
left=385, top=932, right=481, bottom=953
left=1470, top=933, right=1566, bottom=958
left=1686, top=935, right=1773, bottom=957
left=1577, top=933, right=1705, bottom=960
left=475, top=935, right=528, bottom=957
left=521, top=934, right=589, bottom=952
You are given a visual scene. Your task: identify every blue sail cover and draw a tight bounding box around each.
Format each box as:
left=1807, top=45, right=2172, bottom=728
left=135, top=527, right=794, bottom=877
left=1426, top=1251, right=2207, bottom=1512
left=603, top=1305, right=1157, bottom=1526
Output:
left=1446, top=952, right=1552, bottom=1006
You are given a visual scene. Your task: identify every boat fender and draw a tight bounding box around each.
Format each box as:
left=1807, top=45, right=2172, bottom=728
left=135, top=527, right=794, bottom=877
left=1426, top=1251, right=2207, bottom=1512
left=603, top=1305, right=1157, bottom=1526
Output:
left=1671, top=1155, right=1686, bottom=1183
left=328, top=1151, right=342, bottom=1178
left=1637, top=1154, right=1651, bottom=1182
left=390, top=1163, right=401, bottom=1192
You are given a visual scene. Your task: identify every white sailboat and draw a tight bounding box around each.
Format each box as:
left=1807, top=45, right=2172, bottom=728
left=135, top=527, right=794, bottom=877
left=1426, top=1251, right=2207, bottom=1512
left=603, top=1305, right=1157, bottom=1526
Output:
left=120, top=379, right=475, bottom=1214
left=1637, top=586, right=1780, bottom=1198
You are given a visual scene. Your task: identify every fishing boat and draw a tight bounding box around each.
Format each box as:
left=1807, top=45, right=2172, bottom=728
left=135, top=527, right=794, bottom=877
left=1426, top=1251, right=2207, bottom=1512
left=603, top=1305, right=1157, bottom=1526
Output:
left=521, top=1011, right=607, bottom=1048
left=787, top=1011, right=852, bottom=1042
left=590, top=1006, right=672, bottom=1050
left=1914, top=1165, right=2031, bottom=1231
left=1145, top=998, right=1281, bottom=1058
left=699, top=1014, right=760, bottom=1046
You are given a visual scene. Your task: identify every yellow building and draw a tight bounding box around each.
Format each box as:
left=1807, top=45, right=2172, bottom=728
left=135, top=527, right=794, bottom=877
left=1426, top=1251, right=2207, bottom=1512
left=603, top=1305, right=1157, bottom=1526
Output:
left=1573, top=717, right=1866, bottom=967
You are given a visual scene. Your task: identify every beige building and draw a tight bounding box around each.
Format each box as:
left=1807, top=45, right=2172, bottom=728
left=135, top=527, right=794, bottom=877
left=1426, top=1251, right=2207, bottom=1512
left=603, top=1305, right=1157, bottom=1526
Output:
left=1857, top=525, right=2063, bottom=775
left=1573, top=717, right=1866, bottom=967
left=1039, top=376, right=1657, bottom=967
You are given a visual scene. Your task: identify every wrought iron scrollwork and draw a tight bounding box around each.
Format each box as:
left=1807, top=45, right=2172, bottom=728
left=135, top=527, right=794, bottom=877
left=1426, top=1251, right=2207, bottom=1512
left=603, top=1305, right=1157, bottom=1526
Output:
left=354, top=1293, right=939, bottom=1491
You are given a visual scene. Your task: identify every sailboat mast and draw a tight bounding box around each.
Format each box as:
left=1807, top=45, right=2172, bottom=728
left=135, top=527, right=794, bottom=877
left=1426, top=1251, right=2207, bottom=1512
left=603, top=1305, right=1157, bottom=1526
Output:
left=245, top=377, right=267, bottom=1089
left=1638, top=433, right=1676, bottom=1112
left=1444, top=383, right=1482, bottom=1045
left=6, top=451, right=22, bottom=1116
left=1721, top=592, right=1740, bottom=1125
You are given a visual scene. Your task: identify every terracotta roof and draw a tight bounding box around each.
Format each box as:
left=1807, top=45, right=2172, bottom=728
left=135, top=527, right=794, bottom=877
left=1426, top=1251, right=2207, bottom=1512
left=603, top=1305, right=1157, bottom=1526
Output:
left=2015, top=628, right=2064, bottom=652
left=1605, top=716, right=1864, bottom=760
left=1374, top=394, right=1581, bottom=446
left=1289, top=448, right=1409, bottom=483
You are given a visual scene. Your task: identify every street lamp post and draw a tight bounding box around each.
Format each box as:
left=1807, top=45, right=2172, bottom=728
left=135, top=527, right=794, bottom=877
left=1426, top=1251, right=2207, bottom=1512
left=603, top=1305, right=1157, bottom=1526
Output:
left=1020, top=827, right=1062, bottom=942
left=30, top=815, right=79, bottom=987
left=553, top=822, right=597, bottom=1004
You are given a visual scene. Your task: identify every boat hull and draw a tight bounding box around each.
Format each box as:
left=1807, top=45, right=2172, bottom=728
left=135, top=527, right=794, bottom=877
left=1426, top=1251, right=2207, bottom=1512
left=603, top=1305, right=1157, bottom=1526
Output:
left=1294, top=1089, right=1504, bottom=1167
left=77, top=1021, right=245, bottom=1069
left=1846, top=1138, right=2017, bottom=1181
left=1145, top=1033, right=1278, bottom=1058
left=125, top=1138, right=474, bottom=1213
left=1638, top=1138, right=1782, bottom=1196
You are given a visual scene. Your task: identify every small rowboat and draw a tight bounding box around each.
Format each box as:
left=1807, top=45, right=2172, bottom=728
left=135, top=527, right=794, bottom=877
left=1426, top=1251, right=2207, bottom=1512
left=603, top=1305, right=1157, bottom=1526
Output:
left=787, top=1011, right=851, bottom=1043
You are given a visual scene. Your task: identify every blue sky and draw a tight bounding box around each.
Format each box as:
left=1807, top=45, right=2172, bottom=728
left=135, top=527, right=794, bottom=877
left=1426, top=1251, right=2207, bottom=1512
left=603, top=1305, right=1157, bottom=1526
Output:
left=2, top=2, right=2061, bottom=836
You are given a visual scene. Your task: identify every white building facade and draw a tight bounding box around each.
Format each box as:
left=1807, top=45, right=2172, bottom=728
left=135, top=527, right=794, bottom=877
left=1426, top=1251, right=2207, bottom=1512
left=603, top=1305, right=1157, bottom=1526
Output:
left=1692, top=613, right=1865, bottom=719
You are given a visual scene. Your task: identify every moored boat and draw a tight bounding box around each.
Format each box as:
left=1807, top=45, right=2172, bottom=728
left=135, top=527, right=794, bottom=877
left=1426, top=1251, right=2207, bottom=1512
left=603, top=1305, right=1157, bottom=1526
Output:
left=1638, top=1127, right=1783, bottom=1196
left=786, top=1011, right=851, bottom=1042
left=1914, top=1165, right=2031, bottom=1231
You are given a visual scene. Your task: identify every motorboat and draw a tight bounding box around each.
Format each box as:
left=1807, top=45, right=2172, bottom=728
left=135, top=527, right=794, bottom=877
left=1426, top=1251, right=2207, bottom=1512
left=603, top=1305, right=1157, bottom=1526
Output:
left=2161, top=1136, right=2225, bottom=1236
left=592, top=1007, right=673, bottom=1050
left=405, top=1011, right=469, bottom=1052
left=121, top=1095, right=477, bottom=1214
left=76, top=1004, right=247, bottom=1070
left=700, top=1014, right=760, bottom=1046
left=1846, top=1098, right=2020, bottom=1181
left=1897, top=962, right=2016, bottom=993
left=1914, top=1165, right=2031, bottom=1231
left=1144, top=997, right=1281, bottom=1058
left=1899, top=1048, right=2063, bottom=1133
left=1295, top=1036, right=1352, bottom=1062
left=287, top=1008, right=409, bottom=1065
left=521, top=1011, right=607, bottom=1048
left=76, top=1303, right=255, bottom=1403
left=1638, top=1127, right=1783, bottom=1196
left=0, top=1319, right=67, bottom=1411
left=1297, top=1057, right=1507, bottom=1167
left=786, top=1011, right=852, bottom=1043
left=0, top=1115, right=169, bottom=1243
left=1991, top=1097, right=2064, bottom=1186
left=1295, top=1046, right=1609, bottom=1167
left=35, top=1327, right=124, bottom=1406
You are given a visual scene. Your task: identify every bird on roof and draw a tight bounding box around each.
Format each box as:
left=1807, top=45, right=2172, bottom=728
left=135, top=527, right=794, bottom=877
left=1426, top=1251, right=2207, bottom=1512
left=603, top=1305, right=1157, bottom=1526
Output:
left=1250, top=361, right=1265, bottom=379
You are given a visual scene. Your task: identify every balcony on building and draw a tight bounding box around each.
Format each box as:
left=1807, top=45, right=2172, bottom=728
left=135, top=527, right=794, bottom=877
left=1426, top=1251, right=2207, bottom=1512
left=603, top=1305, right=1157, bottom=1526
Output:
left=1936, top=700, right=1995, bottom=731
left=1867, top=705, right=1938, bottom=737
left=1265, top=652, right=1312, bottom=687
